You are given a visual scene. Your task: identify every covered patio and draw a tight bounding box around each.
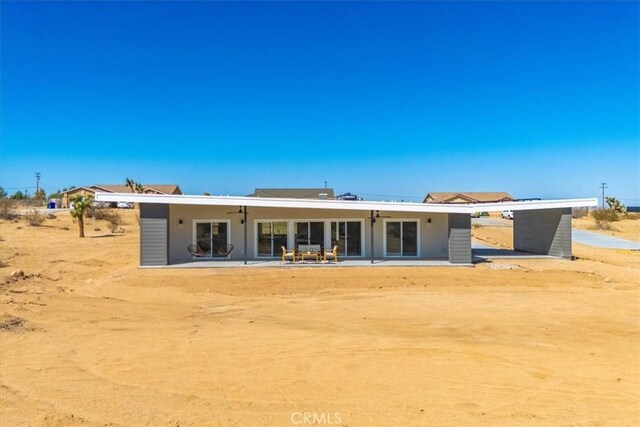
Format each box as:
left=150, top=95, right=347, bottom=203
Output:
left=149, top=259, right=467, bottom=268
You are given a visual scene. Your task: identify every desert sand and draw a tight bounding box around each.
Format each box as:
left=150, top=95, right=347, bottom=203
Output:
left=573, top=215, right=640, bottom=242
left=1, top=210, right=639, bottom=426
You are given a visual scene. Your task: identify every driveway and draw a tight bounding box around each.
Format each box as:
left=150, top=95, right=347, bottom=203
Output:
left=572, top=229, right=640, bottom=250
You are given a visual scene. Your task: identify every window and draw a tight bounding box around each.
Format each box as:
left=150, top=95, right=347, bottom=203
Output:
left=330, top=221, right=362, bottom=256
left=385, top=220, right=418, bottom=257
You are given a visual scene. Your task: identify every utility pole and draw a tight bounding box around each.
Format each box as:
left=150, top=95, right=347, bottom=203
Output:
left=35, top=172, right=41, bottom=194
left=600, top=182, right=608, bottom=209
left=324, top=180, right=327, bottom=189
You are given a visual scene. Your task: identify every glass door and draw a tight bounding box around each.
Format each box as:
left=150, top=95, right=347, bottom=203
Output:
left=257, top=221, right=288, bottom=257
left=330, top=221, right=362, bottom=256
left=194, top=221, right=229, bottom=257
left=385, top=221, right=418, bottom=257
left=295, top=221, right=325, bottom=251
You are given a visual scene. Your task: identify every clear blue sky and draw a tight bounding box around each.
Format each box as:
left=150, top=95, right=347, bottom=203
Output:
left=1, top=1, right=638, bottom=203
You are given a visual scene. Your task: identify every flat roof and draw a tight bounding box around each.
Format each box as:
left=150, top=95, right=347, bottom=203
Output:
left=95, top=192, right=598, bottom=214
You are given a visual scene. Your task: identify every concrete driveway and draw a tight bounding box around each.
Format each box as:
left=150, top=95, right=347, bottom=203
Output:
left=572, top=229, right=640, bottom=250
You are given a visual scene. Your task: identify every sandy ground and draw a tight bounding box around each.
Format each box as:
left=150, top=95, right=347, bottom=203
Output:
left=1, top=211, right=639, bottom=426
left=573, top=215, right=640, bottom=242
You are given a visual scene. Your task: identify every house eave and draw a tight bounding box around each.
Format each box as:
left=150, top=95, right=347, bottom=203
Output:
left=95, top=192, right=598, bottom=214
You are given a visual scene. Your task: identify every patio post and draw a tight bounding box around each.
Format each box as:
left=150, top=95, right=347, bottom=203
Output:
left=243, top=206, right=248, bottom=265
left=370, top=210, right=375, bottom=264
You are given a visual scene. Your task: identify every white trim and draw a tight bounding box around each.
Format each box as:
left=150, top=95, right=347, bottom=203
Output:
left=382, top=218, right=421, bottom=258
left=192, top=219, right=231, bottom=259
left=95, top=192, right=598, bottom=214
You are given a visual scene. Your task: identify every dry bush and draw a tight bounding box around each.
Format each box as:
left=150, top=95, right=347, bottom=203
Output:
left=103, top=210, right=123, bottom=233
left=24, top=209, right=45, bottom=227
left=592, top=209, right=619, bottom=230
left=472, top=223, right=483, bottom=229
left=0, top=199, right=18, bottom=220
left=46, top=213, right=56, bottom=220
left=625, top=212, right=640, bottom=220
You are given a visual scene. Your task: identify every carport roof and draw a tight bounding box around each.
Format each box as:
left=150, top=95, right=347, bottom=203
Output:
left=95, top=192, right=598, bottom=214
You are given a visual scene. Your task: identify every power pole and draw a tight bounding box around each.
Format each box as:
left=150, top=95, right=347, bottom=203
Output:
left=600, top=182, right=607, bottom=209
left=35, top=172, right=41, bottom=194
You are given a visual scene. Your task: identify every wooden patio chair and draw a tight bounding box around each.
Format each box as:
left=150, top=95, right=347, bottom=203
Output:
left=324, top=245, right=339, bottom=263
left=281, top=246, right=296, bottom=263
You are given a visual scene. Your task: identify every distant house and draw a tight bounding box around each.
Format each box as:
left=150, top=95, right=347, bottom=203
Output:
left=60, top=184, right=182, bottom=208
left=248, top=188, right=335, bottom=199
left=424, top=192, right=513, bottom=204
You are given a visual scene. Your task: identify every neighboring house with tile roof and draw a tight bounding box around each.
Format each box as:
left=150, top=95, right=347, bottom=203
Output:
left=423, top=192, right=513, bottom=204
left=60, top=184, right=182, bottom=208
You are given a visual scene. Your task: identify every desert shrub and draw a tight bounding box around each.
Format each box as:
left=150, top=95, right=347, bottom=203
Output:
left=24, top=209, right=45, bottom=227
left=46, top=213, right=56, bottom=220
left=103, top=210, right=123, bottom=233
left=0, top=199, right=18, bottom=220
left=592, top=208, right=619, bottom=230
left=94, top=227, right=101, bottom=231
left=472, top=223, right=483, bottom=229
left=623, top=212, right=640, bottom=220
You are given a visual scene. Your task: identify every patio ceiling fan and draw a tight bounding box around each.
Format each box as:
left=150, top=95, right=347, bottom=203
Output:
left=375, top=210, right=391, bottom=219
left=226, top=206, right=249, bottom=215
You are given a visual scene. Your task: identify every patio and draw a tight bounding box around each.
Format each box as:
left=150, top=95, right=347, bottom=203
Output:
left=150, top=259, right=469, bottom=268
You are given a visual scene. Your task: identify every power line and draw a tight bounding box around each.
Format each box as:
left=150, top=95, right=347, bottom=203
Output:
left=599, top=182, right=608, bottom=209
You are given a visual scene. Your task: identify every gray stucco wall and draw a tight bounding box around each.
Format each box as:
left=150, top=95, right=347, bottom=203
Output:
left=139, top=204, right=169, bottom=266
left=513, top=208, right=572, bottom=258
left=447, top=213, right=472, bottom=264
left=167, top=205, right=450, bottom=263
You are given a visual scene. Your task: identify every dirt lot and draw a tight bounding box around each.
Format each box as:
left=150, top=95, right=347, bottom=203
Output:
left=573, top=215, right=640, bottom=242
left=1, top=210, right=639, bottom=426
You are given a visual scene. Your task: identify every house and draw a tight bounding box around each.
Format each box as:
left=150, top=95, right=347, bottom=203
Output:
left=61, top=184, right=182, bottom=208
left=248, top=188, right=335, bottom=199
left=424, top=192, right=513, bottom=204
left=95, top=190, right=597, bottom=267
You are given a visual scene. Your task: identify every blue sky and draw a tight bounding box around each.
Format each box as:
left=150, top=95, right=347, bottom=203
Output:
left=1, top=1, right=638, bottom=203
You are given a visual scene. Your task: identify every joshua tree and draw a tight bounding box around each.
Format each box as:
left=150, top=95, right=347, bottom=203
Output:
left=34, top=188, right=47, bottom=201
left=605, top=197, right=626, bottom=214
left=69, top=195, right=93, bottom=237
left=125, top=178, right=145, bottom=193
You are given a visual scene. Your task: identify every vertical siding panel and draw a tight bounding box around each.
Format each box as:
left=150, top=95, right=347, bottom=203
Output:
left=448, top=213, right=472, bottom=264
left=514, top=208, right=571, bottom=258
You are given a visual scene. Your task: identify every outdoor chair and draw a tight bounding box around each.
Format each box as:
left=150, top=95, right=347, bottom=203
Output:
left=281, top=246, right=296, bottom=263
left=324, top=245, right=339, bottom=263
left=187, top=243, right=234, bottom=259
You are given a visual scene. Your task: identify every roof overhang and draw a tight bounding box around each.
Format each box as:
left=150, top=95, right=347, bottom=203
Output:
left=94, top=192, right=598, bottom=214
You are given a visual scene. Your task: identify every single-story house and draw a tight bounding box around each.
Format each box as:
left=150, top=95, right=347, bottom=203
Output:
left=424, top=192, right=513, bottom=204
left=95, top=191, right=597, bottom=267
left=61, top=184, right=182, bottom=208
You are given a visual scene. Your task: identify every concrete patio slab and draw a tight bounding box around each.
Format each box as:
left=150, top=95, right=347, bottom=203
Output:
left=149, top=259, right=470, bottom=268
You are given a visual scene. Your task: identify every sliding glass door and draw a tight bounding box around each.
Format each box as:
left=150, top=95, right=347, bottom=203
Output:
left=257, top=221, right=288, bottom=257
left=194, top=221, right=229, bottom=257
left=330, top=221, right=362, bottom=256
left=385, top=220, right=418, bottom=257
left=295, top=221, right=325, bottom=251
